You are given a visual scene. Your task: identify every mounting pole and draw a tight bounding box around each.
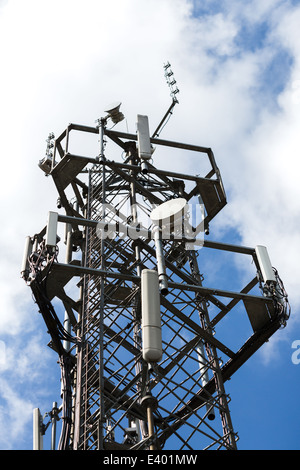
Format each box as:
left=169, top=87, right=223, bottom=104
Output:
left=141, top=394, right=158, bottom=450
left=152, top=100, right=177, bottom=138
left=50, top=402, right=59, bottom=450
left=152, top=226, right=168, bottom=295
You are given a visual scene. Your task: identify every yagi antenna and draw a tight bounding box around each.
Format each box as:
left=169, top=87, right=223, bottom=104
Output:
left=152, top=62, right=180, bottom=138
left=164, top=61, right=180, bottom=103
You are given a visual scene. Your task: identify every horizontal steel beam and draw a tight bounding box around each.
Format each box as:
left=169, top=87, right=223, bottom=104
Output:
left=104, top=160, right=218, bottom=184
left=57, top=213, right=202, bottom=244
left=50, top=260, right=265, bottom=306
left=55, top=123, right=212, bottom=155
left=52, top=262, right=138, bottom=283
left=203, top=240, right=255, bottom=255
left=57, top=215, right=254, bottom=256
left=105, top=129, right=212, bottom=155
left=168, top=280, right=270, bottom=303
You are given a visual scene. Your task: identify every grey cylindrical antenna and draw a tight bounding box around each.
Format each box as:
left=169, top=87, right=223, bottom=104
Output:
left=141, top=269, right=162, bottom=363
left=21, top=236, right=33, bottom=278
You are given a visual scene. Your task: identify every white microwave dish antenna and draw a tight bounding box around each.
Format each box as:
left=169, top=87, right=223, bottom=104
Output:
left=150, top=198, right=187, bottom=227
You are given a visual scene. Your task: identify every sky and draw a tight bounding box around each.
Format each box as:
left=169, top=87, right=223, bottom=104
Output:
left=0, top=0, right=300, bottom=450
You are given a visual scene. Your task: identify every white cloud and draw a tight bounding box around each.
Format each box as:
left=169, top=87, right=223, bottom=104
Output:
left=188, top=12, right=239, bottom=57
left=0, top=332, right=56, bottom=449
left=181, top=1, right=300, bottom=316
left=0, top=379, right=33, bottom=449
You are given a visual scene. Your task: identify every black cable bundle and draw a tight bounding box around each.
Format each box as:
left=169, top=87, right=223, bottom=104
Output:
left=273, top=267, right=291, bottom=327
left=31, top=279, right=77, bottom=355
left=29, top=248, right=81, bottom=450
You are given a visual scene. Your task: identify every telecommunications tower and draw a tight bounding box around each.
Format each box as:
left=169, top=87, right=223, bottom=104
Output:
left=22, top=65, right=290, bottom=450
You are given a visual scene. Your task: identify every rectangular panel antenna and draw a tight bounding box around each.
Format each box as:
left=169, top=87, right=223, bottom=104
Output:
left=33, top=408, right=43, bottom=450
left=137, top=114, right=152, bottom=160
left=255, top=245, right=276, bottom=284
left=46, top=211, right=58, bottom=248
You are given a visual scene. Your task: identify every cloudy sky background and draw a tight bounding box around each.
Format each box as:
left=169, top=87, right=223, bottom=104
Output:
left=1, top=0, right=300, bottom=449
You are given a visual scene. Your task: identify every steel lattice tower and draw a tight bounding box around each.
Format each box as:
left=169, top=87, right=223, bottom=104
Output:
left=22, top=97, right=290, bottom=451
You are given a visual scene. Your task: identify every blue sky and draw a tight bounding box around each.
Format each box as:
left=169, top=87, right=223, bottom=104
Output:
left=0, top=0, right=300, bottom=450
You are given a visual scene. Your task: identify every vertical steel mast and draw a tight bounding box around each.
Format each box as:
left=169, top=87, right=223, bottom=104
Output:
left=22, top=98, right=290, bottom=450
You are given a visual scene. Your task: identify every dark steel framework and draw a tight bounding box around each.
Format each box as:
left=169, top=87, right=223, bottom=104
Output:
left=22, top=114, right=290, bottom=450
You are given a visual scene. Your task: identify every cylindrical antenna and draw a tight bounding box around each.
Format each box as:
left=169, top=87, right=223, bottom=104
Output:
left=21, top=236, right=33, bottom=279
left=141, top=269, right=162, bottom=363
